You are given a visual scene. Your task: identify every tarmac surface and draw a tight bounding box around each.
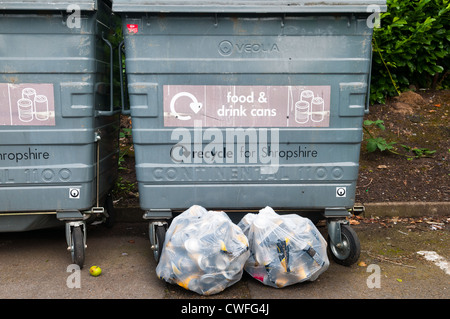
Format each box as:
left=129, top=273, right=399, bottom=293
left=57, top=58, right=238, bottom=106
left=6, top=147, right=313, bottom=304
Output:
left=0, top=202, right=448, bottom=305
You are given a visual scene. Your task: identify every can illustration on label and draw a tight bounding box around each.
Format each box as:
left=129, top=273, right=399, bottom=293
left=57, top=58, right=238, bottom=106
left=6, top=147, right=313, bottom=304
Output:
left=17, top=98, right=34, bottom=122
left=0, top=83, right=55, bottom=126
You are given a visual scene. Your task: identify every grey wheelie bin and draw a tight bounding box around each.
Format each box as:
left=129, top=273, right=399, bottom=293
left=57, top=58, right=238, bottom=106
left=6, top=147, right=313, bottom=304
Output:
left=113, top=0, right=387, bottom=266
left=0, top=0, right=122, bottom=268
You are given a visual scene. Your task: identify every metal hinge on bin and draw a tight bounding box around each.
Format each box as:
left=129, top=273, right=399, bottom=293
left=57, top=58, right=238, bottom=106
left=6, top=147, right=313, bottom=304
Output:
left=351, top=206, right=365, bottom=215
left=57, top=210, right=83, bottom=221
left=143, top=209, right=172, bottom=220
left=91, top=207, right=106, bottom=216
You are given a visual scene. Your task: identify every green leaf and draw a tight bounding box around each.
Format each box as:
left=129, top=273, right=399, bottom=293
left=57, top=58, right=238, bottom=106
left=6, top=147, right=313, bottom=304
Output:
left=377, top=143, right=387, bottom=151
left=432, top=65, right=444, bottom=73
left=401, top=144, right=411, bottom=151
left=366, top=139, right=378, bottom=153
left=375, top=120, right=386, bottom=130
left=387, top=142, right=396, bottom=150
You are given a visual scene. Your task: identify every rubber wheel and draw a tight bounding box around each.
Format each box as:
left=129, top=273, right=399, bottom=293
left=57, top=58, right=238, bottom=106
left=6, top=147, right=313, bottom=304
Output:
left=103, top=193, right=115, bottom=228
left=328, top=224, right=361, bottom=266
left=71, top=226, right=85, bottom=269
left=153, top=225, right=166, bottom=263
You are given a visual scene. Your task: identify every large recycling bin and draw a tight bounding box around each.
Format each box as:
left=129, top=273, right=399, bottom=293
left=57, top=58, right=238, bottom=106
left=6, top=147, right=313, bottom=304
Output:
left=0, top=0, right=121, bottom=268
left=113, top=0, right=387, bottom=266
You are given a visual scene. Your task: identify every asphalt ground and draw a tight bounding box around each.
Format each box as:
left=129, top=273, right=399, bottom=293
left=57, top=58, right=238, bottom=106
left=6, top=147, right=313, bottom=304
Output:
left=0, top=203, right=448, bottom=307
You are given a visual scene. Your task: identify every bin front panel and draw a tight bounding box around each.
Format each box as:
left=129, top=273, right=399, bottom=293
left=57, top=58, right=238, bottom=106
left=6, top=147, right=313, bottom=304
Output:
left=123, top=14, right=375, bottom=212
left=0, top=1, right=119, bottom=215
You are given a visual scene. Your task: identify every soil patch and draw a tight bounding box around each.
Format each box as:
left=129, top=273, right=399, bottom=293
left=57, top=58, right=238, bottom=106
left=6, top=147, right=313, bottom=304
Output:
left=358, top=89, right=449, bottom=204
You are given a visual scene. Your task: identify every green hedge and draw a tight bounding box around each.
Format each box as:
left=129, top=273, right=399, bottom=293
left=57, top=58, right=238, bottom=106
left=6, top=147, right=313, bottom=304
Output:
left=370, top=0, right=450, bottom=104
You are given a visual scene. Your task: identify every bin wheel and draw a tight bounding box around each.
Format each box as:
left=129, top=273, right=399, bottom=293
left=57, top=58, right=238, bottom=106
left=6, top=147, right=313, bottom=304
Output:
left=152, top=224, right=167, bottom=263
left=103, top=193, right=115, bottom=228
left=71, top=226, right=85, bottom=268
left=328, top=224, right=360, bottom=266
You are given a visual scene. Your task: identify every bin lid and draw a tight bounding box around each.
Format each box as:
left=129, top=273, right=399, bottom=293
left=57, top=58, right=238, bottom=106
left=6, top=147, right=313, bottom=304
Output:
left=111, top=0, right=387, bottom=13
left=0, top=0, right=99, bottom=11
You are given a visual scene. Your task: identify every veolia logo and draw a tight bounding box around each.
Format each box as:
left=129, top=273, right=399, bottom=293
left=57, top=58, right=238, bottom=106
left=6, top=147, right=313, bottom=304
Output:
left=218, top=40, right=280, bottom=56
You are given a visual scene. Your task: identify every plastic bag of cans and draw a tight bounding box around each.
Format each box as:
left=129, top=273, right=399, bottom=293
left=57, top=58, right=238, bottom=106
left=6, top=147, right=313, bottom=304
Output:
left=238, top=206, right=329, bottom=288
left=156, top=205, right=250, bottom=295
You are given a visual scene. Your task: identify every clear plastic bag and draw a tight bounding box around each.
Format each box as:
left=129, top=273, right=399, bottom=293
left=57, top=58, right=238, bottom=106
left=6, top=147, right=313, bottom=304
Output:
left=156, top=205, right=250, bottom=295
left=238, top=206, right=329, bottom=288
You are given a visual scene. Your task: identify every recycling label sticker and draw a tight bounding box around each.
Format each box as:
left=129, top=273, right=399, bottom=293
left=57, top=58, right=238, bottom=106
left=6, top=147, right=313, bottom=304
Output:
left=163, top=85, right=331, bottom=128
left=0, top=83, right=55, bottom=126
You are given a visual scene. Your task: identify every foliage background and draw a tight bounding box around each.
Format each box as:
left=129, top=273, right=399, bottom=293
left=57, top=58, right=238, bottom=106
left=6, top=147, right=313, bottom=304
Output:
left=370, top=0, right=450, bottom=104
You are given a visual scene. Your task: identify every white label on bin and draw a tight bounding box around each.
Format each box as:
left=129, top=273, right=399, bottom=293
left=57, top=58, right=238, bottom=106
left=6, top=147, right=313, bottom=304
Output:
left=336, top=187, right=347, bottom=197
left=0, top=83, right=55, bottom=126
left=69, top=188, right=80, bottom=199
left=163, top=85, right=330, bottom=128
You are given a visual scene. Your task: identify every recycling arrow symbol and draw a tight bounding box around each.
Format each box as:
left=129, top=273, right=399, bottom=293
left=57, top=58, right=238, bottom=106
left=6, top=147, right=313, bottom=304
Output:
left=170, top=144, right=191, bottom=163
left=170, top=92, right=203, bottom=121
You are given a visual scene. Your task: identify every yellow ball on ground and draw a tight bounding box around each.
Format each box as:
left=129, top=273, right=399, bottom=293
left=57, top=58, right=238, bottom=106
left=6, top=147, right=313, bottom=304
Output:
left=89, top=265, right=102, bottom=276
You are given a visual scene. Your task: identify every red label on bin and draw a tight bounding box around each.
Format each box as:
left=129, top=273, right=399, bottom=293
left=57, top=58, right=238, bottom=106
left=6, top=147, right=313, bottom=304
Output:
left=127, top=24, right=138, bottom=34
